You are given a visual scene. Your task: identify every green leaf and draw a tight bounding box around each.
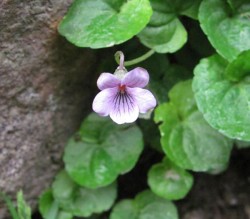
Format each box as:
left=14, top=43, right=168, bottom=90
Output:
left=180, top=0, right=202, bottom=19
left=193, top=53, right=250, bottom=141
left=52, top=171, right=117, bottom=217
left=225, top=50, right=250, bottom=81
left=110, top=200, right=138, bottom=219
left=137, top=0, right=187, bottom=53
left=110, top=190, right=178, bottom=219
left=17, top=191, right=31, bottom=219
left=39, top=190, right=73, bottom=219
left=155, top=80, right=233, bottom=172
left=199, top=0, right=250, bottom=61
left=64, top=113, right=143, bottom=188
left=58, top=0, right=152, bottom=48
left=148, top=158, right=193, bottom=200
left=0, top=191, right=19, bottom=219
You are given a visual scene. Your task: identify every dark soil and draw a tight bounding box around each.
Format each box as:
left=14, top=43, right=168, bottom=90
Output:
left=177, top=148, right=250, bottom=219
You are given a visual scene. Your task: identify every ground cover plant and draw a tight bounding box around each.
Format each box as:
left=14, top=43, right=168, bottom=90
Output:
left=2, top=0, right=250, bottom=218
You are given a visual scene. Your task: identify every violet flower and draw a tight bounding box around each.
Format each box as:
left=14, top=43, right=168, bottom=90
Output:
left=92, top=52, right=156, bottom=124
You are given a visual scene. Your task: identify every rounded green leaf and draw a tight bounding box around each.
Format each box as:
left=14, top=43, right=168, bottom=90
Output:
left=39, top=190, right=73, bottom=219
left=199, top=0, right=250, bottom=61
left=64, top=113, right=144, bottom=188
left=110, top=190, right=178, bottom=219
left=58, top=0, right=152, bottom=48
left=137, top=0, right=187, bottom=53
left=155, top=80, right=233, bottom=172
left=52, top=171, right=117, bottom=217
left=138, top=202, right=177, bottom=219
left=193, top=53, right=250, bottom=141
left=136, top=190, right=178, bottom=219
left=110, top=200, right=138, bottom=219
left=148, top=158, right=193, bottom=200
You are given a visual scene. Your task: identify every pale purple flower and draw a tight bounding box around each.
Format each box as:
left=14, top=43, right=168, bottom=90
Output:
left=92, top=67, right=157, bottom=124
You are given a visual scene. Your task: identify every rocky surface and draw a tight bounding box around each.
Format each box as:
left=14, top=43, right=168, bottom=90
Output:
left=0, top=0, right=99, bottom=217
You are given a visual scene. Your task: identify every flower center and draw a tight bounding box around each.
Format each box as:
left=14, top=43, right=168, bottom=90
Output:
left=118, top=84, right=126, bottom=94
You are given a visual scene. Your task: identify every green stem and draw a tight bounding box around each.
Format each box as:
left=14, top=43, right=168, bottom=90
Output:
left=115, top=50, right=155, bottom=67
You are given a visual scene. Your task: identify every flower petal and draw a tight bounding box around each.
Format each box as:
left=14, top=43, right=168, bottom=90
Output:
left=92, top=88, right=117, bottom=116
left=127, top=87, right=157, bottom=113
left=109, top=93, right=139, bottom=124
left=97, top=73, right=120, bottom=90
left=122, top=67, right=149, bottom=88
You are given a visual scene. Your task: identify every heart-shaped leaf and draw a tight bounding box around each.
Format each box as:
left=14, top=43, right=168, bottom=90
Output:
left=52, top=171, right=117, bottom=217
left=110, top=190, right=178, bottom=219
left=155, top=80, right=233, bottom=172
left=63, top=113, right=144, bottom=188
left=199, top=0, right=250, bottom=61
left=148, top=158, right=193, bottom=200
left=193, top=52, right=250, bottom=140
left=58, top=0, right=152, bottom=48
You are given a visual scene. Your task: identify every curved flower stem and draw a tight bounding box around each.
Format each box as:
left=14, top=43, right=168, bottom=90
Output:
left=115, top=51, right=125, bottom=70
left=115, top=49, right=155, bottom=67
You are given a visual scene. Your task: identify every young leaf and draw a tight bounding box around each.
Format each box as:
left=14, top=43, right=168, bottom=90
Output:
left=0, top=191, right=19, bottom=219
left=39, top=190, right=73, bottom=219
left=155, top=80, right=233, bottom=172
left=58, top=0, right=152, bottom=48
left=137, top=0, right=201, bottom=53
left=148, top=158, right=193, bottom=200
left=199, top=0, right=250, bottom=61
left=17, top=191, right=31, bottom=219
left=193, top=53, right=250, bottom=141
left=110, top=190, right=178, bottom=219
left=52, top=171, right=117, bottom=217
left=137, top=0, right=187, bottom=53
left=63, top=113, right=143, bottom=188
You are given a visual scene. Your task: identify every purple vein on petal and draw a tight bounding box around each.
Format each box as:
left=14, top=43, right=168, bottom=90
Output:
left=127, top=87, right=157, bottom=113
left=110, top=91, right=139, bottom=124
left=92, top=87, right=117, bottom=116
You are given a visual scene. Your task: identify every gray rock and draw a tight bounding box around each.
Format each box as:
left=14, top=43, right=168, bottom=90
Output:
left=0, top=0, right=98, bottom=217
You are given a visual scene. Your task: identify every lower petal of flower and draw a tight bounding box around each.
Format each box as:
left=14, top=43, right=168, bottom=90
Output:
left=109, top=92, right=139, bottom=124
left=127, top=87, right=157, bottom=113
left=92, top=88, right=117, bottom=116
